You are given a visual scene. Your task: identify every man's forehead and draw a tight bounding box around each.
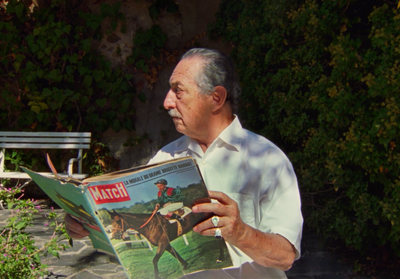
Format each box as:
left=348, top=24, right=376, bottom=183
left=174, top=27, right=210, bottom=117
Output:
left=169, top=57, right=203, bottom=85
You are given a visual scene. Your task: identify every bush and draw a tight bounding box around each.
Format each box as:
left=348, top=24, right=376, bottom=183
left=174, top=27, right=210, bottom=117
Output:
left=0, top=0, right=136, bottom=133
left=0, top=185, right=71, bottom=278
left=210, top=0, right=400, bottom=255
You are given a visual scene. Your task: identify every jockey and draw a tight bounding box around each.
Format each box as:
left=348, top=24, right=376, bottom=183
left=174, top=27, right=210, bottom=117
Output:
left=154, top=179, right=185, bottom=221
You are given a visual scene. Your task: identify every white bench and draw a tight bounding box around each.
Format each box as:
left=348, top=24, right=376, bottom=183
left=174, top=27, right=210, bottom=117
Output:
left=0, top=132, right=91, bottom=180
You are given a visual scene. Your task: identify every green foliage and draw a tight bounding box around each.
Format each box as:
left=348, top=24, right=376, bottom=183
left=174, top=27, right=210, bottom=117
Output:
left=4, top=149, right=41, bottom=172
left=148, top=0, right=179, bottom=20
left=0, top=185, right=71, bottom=278
left=0, top=0, right=136, bottom=133
left=83, top=140, right=119, bottom=176
left=211, top=0, right=400, bottom=255
left=127, top=24, right=167, bottom=73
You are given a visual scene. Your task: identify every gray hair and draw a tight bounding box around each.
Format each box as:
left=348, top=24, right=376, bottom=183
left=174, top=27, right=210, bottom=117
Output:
left=181, top=48, right=241, bottom=113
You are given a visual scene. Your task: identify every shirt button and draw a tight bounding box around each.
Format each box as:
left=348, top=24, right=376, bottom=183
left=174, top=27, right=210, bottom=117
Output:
left=202, top=161, right=206, bottom=165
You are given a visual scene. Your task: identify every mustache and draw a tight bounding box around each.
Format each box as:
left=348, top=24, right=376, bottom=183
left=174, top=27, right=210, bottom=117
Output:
left=167, top=109, right=182, bottom=118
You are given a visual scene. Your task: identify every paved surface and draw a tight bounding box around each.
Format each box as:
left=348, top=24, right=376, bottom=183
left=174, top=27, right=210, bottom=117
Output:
left=0, top=208, right=372, bottom=279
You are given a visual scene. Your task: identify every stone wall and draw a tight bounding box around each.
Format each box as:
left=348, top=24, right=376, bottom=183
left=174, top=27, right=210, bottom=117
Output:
left=89, top=0, right=232, bottom=169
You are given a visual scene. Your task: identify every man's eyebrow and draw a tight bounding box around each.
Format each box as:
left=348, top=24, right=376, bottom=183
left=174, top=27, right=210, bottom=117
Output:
left=170, top=81, right=182, bottom=87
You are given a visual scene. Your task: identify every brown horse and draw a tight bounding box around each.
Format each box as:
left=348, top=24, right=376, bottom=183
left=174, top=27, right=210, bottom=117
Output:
left=105, top=208, right=224, bottom=279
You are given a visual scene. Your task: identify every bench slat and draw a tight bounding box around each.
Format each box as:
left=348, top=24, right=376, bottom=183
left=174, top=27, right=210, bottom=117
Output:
left=0, top=131, right=91, bottom=179
left=0, top=143, right=90, bottom=149
left=0, top=137, right=91, bottom=144
left=0, top=132, right=91, bottom=137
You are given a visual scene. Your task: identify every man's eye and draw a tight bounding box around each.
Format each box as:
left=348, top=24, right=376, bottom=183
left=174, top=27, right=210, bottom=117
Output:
left=176, top=88, right=183, bottom=97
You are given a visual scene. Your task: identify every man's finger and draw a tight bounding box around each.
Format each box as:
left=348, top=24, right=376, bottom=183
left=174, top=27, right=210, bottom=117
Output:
left=64, top=214, right=90, bottom=238
left=208, top=190, right=234, bottom=205
left=192, top=201, right=225, bottom=215
left=65, top=227, right=89, bottom=239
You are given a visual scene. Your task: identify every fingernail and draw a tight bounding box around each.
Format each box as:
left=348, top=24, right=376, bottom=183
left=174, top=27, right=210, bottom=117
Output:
left=192, top=206, right=198, bottom=212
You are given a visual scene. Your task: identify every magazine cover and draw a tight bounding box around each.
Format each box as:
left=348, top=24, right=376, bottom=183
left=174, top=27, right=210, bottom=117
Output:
left=22, top=156, right=233, bottom=279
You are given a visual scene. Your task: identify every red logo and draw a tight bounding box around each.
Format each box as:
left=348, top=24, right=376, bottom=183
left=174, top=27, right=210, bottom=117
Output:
left=88, top=183, right=131, bottom=205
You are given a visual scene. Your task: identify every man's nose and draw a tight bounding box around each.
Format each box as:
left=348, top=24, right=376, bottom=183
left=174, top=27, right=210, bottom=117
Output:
left=164, top=90, right=176, bottom=110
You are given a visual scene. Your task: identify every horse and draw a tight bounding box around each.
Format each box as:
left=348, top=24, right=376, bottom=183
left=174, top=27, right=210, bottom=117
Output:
left=105, top=208, right=225, bottom=279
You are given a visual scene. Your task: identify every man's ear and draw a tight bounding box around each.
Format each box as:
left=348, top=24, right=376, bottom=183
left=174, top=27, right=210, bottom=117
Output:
left=211, top=86, right=227, bottom=112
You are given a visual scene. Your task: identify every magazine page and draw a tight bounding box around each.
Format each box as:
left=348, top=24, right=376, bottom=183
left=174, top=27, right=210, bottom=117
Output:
left=81, top=157, right=187, bottom=184
left=21, top=167, right=116, bottom=255
left=85, top=157, right=233, bottom=279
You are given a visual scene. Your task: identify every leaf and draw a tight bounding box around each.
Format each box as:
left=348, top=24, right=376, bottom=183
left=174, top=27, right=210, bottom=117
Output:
left=42, top=88, right=52, bottom=97
left=15, top=54, right=25, bottom=63
left=47, top=247, right=53, bottom=256
left=138, top=92, right=147, bottom=103
left=33, top=27, right=40, bottom=36
left=55, top=28, right=63, bottom=38
left=39, top=102, right=48, bottom=110
left=66, top=65, right=75, bottom=75
left=112, top=119, right=122, bottom=131
left=37, top=69, right=44, bottom=78
left=45, top=46, right=52, bottom=56
left=15, top=221, right=27, bottom=230
left=83, top=75, right=92, bottom=87
left=52, top=250, right=60, bottom=258
left=15, top=2, right=25, bottom=20
left=63, top=25, right=71, bottom=34
left=37, top=51, right=45, bottom=59
left=47, top=69, right=62, bottom=82
left=30, top=105, right=41, bottom=114
left=69, top=53, right=78, bottom=64
left=96, top=98, right=107, bottom=108
left=93, top=70, right=105, bottom=82
left=122, top=98, right=130, bottom=109
left=78, top=66, right=88, bottom=76
left=33, top=253, right=40, bottom=262
left=13, top=61, right=21, bottom=72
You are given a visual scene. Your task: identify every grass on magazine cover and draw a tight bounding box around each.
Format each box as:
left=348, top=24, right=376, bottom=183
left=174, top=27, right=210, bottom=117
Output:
left=112, top=230, right=230, bottom=279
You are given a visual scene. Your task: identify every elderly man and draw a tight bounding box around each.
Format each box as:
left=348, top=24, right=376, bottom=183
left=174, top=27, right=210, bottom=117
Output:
left=65, top=48, right=303, bottom=278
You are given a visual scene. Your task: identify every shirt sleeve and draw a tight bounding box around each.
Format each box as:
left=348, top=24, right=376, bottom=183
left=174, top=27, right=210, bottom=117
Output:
left=259, top=160, right=303, bottom=260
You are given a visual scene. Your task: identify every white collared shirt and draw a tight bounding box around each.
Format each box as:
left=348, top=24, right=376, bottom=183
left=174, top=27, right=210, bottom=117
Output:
left=148, top=116, right=303, bottom=278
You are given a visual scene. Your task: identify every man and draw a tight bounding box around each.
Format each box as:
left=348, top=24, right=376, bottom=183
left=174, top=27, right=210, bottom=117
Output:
left=65, top=48, right=303, bottom=278
left=154, top=179, right=185, bottom=221
left=110, top=212, right=131, bottom=248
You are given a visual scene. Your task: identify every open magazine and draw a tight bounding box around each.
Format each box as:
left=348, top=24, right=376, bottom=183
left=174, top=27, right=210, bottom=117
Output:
left=21, top=156, right=233, bottom=279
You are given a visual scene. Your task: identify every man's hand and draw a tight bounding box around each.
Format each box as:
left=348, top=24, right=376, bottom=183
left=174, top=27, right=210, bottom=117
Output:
left=192, top=190, right=246, bottom=246
left=64, top=213, right=90, bottom=238
left=192, top=190, right=296, bottom=271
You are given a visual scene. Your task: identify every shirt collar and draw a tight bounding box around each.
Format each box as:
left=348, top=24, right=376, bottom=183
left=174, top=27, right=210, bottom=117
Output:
left=182, top=115, right=244, bottom=155
left=216, top=115, right=243, bottom=152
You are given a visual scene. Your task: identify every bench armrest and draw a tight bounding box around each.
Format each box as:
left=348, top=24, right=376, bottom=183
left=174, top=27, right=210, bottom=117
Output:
left=68, top=149, right=83, bottom=178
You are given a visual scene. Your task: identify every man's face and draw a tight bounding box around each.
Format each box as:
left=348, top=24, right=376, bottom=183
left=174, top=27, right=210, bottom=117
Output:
left=156, top=183, right=166, bottom=191
left=164, top=57, right=213, bottom=139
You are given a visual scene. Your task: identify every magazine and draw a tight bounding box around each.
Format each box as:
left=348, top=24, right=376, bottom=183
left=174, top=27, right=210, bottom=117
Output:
left=21, top=156, right=233, bottom=279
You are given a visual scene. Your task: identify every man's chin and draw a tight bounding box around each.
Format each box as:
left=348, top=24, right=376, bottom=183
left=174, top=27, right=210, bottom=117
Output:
left=172, top=122, right=186, bottom=134
left=172, top=118, right=183, bottom=128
